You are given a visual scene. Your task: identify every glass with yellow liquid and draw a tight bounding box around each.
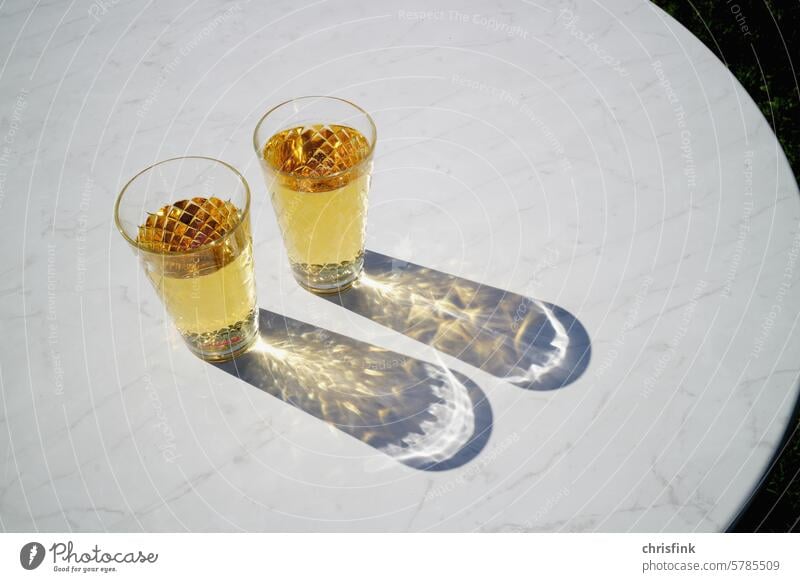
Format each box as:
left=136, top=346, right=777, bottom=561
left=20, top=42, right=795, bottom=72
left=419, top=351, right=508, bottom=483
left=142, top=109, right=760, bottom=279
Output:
left=254, top=96, right=376, bottom=293
left=114, top=157, right=258, bottom=361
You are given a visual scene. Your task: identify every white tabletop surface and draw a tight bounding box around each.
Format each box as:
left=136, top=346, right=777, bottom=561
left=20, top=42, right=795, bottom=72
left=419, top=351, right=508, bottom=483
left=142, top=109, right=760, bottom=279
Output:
left=1, top=0, right=799, bottom=532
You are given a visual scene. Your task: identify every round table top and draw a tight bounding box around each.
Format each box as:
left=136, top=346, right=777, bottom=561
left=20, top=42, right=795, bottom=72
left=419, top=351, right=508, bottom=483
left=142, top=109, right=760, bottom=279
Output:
left=2, top=0, right=799, bottom=532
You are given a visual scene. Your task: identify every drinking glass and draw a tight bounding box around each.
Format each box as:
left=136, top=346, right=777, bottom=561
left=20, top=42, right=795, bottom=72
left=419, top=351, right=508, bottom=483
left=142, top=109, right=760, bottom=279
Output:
left=115, top=156, right=258, bottom=361
left=254, top=96, right=376, bottom=293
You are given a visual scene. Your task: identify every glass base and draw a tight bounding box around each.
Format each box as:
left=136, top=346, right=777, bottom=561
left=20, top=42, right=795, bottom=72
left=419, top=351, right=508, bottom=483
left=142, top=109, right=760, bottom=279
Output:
left=291, top=253, right=364, bottom=294
left=182, top=308, right=259, bottom=362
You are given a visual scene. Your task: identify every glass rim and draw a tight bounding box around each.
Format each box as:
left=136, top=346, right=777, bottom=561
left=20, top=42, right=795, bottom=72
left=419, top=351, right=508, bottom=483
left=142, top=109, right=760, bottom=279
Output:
left=114, top=155, right=252, bottom=257
left=252, top=95, right=377, bottom=182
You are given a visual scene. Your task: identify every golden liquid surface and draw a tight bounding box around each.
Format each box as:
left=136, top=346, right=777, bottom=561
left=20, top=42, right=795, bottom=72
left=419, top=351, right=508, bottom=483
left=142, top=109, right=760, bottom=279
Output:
left=262, top=124, right=372, bottom=289
left=137, top=197, right=257, bottom=357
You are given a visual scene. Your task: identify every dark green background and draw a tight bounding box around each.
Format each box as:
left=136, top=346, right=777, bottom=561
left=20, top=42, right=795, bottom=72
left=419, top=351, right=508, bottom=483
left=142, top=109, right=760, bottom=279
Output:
left=653, top=0, right=799, bottom=532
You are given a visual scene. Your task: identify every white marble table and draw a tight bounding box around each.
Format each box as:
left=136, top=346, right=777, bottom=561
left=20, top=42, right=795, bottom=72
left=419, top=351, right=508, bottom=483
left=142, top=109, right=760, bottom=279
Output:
left=1, top=0, right=799, bottom=532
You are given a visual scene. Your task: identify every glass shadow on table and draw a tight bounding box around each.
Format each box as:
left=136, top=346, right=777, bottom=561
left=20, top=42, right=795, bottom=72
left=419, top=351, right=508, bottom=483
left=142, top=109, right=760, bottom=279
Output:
left=321, top=251, right=591, bottom=391
left=213, top=309, right=492, bottom=471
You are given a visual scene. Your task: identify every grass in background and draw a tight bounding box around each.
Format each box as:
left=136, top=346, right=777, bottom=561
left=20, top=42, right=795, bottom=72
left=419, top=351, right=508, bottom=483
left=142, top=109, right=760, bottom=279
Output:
left=652, top=0, right=799, bottom=532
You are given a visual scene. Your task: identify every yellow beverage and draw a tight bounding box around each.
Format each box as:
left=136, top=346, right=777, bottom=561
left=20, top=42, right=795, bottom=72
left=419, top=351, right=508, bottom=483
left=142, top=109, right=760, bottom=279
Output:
left=262, top=124, right=372, bottom=292
left=137, top=196, right=257, bottom=359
